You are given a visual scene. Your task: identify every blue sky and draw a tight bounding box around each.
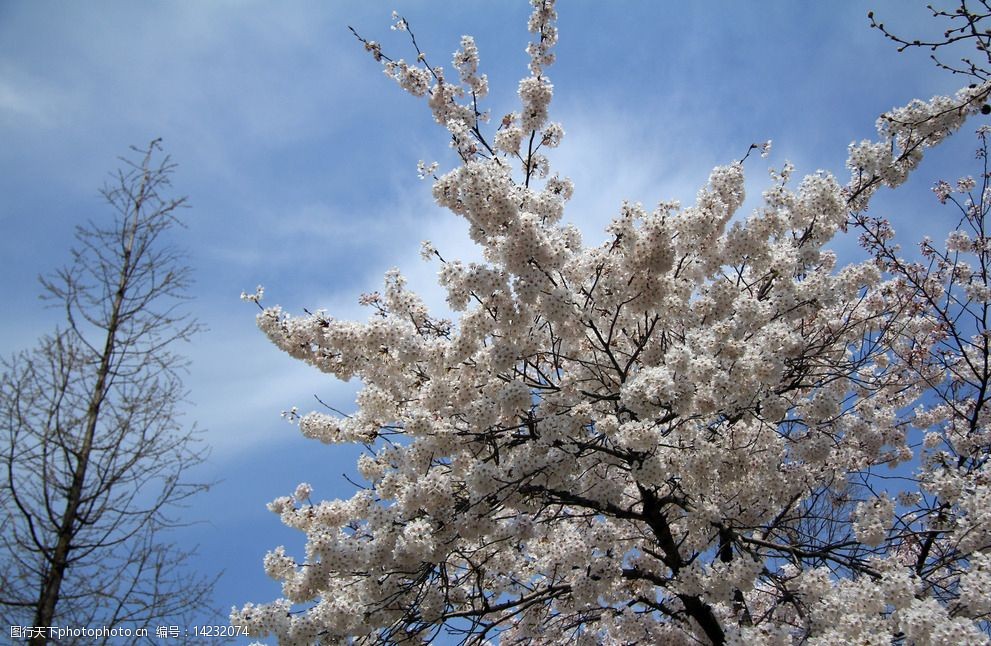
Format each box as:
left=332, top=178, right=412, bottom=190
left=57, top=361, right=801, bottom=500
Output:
left=0, top=0, right=981, bottom=639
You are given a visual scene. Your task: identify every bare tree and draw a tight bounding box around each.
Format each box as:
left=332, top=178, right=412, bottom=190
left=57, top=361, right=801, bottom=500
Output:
left=0, top=140, right=215, bottom=644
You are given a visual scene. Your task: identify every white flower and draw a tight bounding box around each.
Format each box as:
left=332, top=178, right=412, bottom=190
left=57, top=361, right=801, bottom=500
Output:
left=416, top=160, right=438, bottom=180
left=293, top=482, right=312, bottom=504
left=240, top=284, right=264, bottom=303
left=852, top=495, right=894, bottom=547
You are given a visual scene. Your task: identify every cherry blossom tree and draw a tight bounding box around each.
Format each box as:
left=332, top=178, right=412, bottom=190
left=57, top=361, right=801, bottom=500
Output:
left=235, top=3, right=991, bottom=643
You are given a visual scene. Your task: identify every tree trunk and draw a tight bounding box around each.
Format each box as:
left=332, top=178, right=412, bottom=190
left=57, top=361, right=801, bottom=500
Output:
left=29, top=212, right=134, bottom=644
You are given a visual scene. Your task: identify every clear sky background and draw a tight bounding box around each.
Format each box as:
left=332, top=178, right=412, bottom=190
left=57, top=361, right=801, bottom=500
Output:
left=0, top=0, right=983, bottom=639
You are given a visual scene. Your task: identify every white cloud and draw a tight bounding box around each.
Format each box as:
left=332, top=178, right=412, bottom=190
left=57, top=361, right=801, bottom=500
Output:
left=0, top=76, right=65, bottom=127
